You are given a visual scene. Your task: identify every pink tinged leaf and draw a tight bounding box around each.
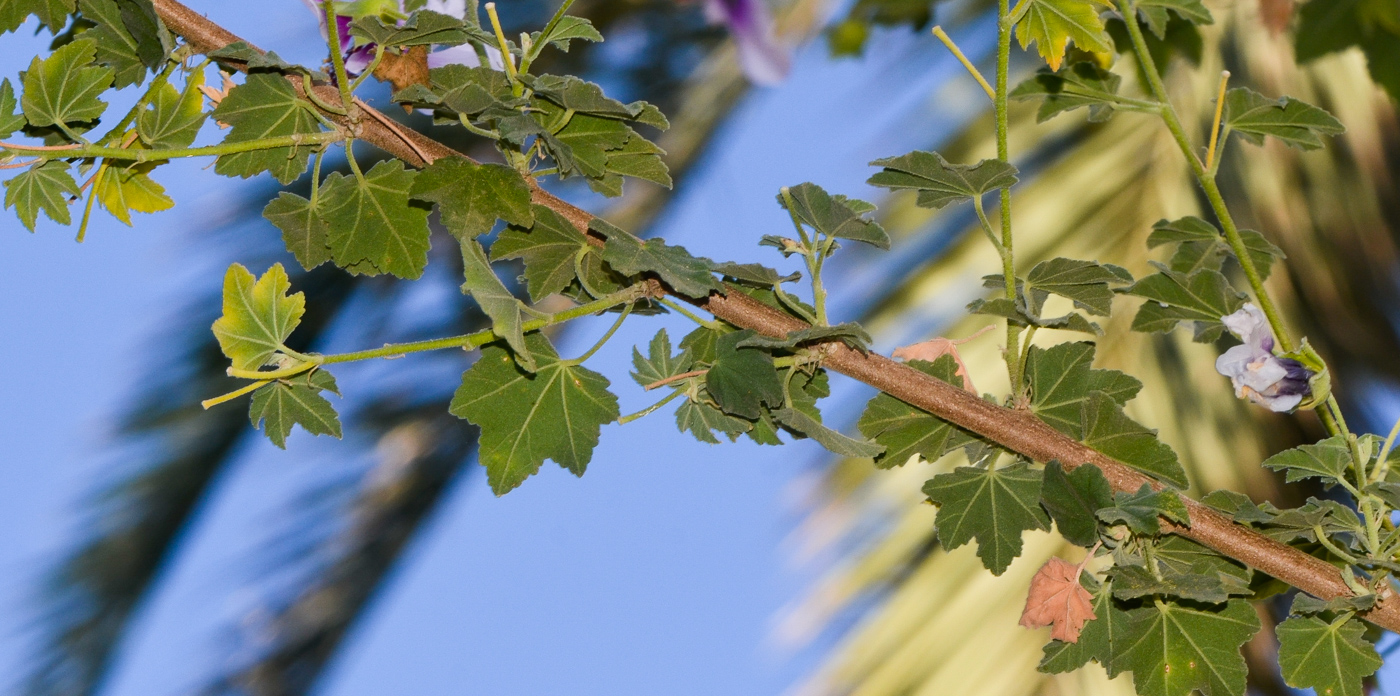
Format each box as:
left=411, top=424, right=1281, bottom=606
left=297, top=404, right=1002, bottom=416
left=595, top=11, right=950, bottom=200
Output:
left=894, top=338, right=978, bottom=394
left=1019, top=556, right=1097, bottom=643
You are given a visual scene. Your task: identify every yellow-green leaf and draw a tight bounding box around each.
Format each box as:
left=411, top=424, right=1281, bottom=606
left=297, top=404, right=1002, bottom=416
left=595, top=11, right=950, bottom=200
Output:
left=1014, top=0, right=1111, bottom=70
left=211, top=262, right=306, bottom=371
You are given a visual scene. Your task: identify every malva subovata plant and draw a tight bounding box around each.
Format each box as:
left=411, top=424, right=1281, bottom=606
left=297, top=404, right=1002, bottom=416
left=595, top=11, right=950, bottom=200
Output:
left=1, top=0, right=1394, bottom=693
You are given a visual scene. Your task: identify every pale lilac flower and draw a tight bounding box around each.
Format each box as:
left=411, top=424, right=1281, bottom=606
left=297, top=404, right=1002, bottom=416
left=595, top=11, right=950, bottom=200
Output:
left=704, top=0, right=791, bottom=85
left=1215, top=303, right=1313, bottom=412
left=301, top=0, right=500, bottom=78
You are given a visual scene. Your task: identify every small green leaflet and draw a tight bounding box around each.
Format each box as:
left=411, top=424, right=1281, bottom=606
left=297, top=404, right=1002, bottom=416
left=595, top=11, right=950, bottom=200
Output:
left=1025, top=342, right=1142, bottom=437
left=209, top=41, right=325, bottom=78
left=1277, top=615, right=1382, bottom=696
left=350, top=10, right=468, bottom=47
left=679, top=324, right=724, bottom=364
left=1040, top=461, right=1112, bottom=546
left=1200, top=489, right=1275, bottom=525
left=1150, top=536, right=1253, bottom=592
left=263, top=192, right=331, bottom=270
left=96, top=163, right=173, bottom=225
left=711, top=261, right=800, bottom=287
left=1081, top=392, right=1188, bottom=488
left=1024, top=257, right=1131, bottom=316
left=410, top=157, right=533, bottom=239
left=1147, top=216, right=1284, bottom=280
left=492, top=205, right=590, bottom=302
left=450, top=333, right=619, bottom=495
left=0, top=78, right=25, bottom=138
left=1040, top=578, right=1133, bottom=675
left=1097, top=484, right=1189, bottom=535
left=1126, top=262, right=1246, bottom=342
left=777, top=182, right=890, bottom=249
left=735, top=323, right=871, bottom=352
left=1146, top=215, right=1218, bottom=246
left=676, top=394, right=751, bottom=444
left=1012, top=0, right=1112, bottom=71
left=460, top=237, right=537, bottom=372
left=531, top=15, right=603, bottom=52
left=1011, top=62, right=1125, bottom=123
left=1111, top=537, right=1252, bottom=603
left=20, top=38, right=114, bottom=128
left=1223, top=87, right=1345, bottom=150
left=527, top=74, right=637, bottom=118
left=923, top=461, right=1050, bottom=575
left=137, top=71, right=206, bottom=149
left=590, top=218, right=722, bottom=298
left=4, top=160, right=78, bottom=230
left=630, top=329, right=692, bottom=387
left=211, top=73, right=322, bottom=184
left=423, top=64, right=515, bottom=116
left=1134, top=0, right=1212, bottom=38
left=1115, top=599, right=1260, bottom=696
left=587, top=133, right=672, bottom=197
left=1290, top=592, right=1377, bottom=616
left=1262, top=435, right=1352, bottom=487
left=320, top=159, right=432, bottom=279
left=211, top=262, right=305, bottom=371
left=858, top=355, right=975, bottom=468
left=0, top=0, right=74, bottom=34
left=249, top=370, right=342, bottom=449
left=867, top=150, right=1018, bottom=209
left=704, top=330, right=784, bottom=420
left=771, top=407, right=885, bottom=458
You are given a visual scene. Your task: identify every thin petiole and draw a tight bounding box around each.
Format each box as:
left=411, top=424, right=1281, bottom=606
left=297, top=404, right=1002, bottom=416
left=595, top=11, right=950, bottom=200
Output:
left=658, top=297, right=721, bottom=329
left=520, top=0, right=576, bottom=71
left=645, top=370, right=708, bottom=391
left=1205, top=71, right=1230, bottom=172
left=618, top=389, right=683, bottom=424
left=568, top=302, right=633, bottom=365
left=972, top=196, right=1007, bottom=257
left=303, top=72, right=350, bottom=115
left=931, top=27, right=994, bottom=101
left=321, top=0, right=356, bottom=110
left=484, top=3, right=520, bottom=86
left=457, top=114, right=503, bottom=140
left=200, top=379, right=273, bottom=409
left=349, top=45, right=386, bottom=93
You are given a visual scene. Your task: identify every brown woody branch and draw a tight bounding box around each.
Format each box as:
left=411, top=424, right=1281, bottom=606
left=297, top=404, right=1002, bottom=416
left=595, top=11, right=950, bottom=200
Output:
left=149, top=0, right=1400, bottom=631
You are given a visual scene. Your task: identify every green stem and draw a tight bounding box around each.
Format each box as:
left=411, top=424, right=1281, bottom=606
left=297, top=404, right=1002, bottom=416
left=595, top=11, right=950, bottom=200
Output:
left=75, top=162, right=106, bottom=243
left=303, top=72, right=350, bottom=115
left=618, top=389, right=683, bottom=424
left=972, top=195, right=1007, bottom=257
left=773, top=285, right=819, bottom=325
left=310, top=148, right=325, bottom=206
left=995, top=0, right=1022, bottom=392
left=566, top=301, right=633, bottom=365
left=322, top=0, right=357, bottom=111
left=100, top=58, right=181, bottom=147
left=457, top=114, right=502, bottom=140
left=521, top=0, right=576, bottom=70
left=779, top=187, right=828, bottom=325
left=345, top=140, right=366, bottom=185
left=200, top=379, right=273, bottom=409
left=6, top=132, right=345, bottom=162
left=658, top=297, right=721, bottom=329
left=349, top=45, right=385, bottom=93
left=1315, top=525, right=1362, bottom=565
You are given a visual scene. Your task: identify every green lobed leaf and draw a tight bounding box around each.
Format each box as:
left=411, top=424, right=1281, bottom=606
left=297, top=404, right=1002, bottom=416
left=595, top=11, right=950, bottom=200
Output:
left=771, top=407, right=885, bottom=458
left=350, top=10, right=468, bottom=47
left=81, top=0, right=166, bottom=89
left=858, top=356, right=977, bottom=469
left=423, top=64, right=515, bottom=115
left=1134, top=0, right=1212, bottom=38
left=704, top=330, right=784, bottom=420
left=1262, top=435, right=1352, bottom=487
left=1148, top=217, right=1284, bottom=280
left=1026, top=342, right=1142, bottom=437
left=1025, top=257, right=1130, bottom=316
left=20, top=38, right=113, bottom=128
left=1040, top=578, right=1133, bottom=675
left=1110, top=561, right=1247, bottom=604
left=1011, top=62, right=1125, bottom=122
left=1223, top=87, right=1345, bottom=150
left=1290, top=592, right=1378, bottom=616
left=4, top=160, right=78, bottom=230
left=209, top=41, right=326, bottom=78
left=0, top=0, right=75, bottom=34
left=676, top=393, right=752, bottom=444
left=410, top=157, right=532, bottom=239
left=868, top=150, right=1018, bottom=209
left=137, top=71, right=206, bottom=149
left=679, top=324, right=725, bottom=364
left=777, top=182, right=890, bottom=249
left=1126, top=263, right=1246, bottom=342
left=587, top=132, right=672, bottom=196
left=1013, top=0, right=1112, bottom=71
left=630, top=329, right=693, bottom=387
left=537, top=107, right=630, bottom=178
left=491, top=205, right=589, bottom=302
left=460, top=237, right=537, bottom=372
left=526, top=74, right=637, bottom=119
left=1040, top=461, right=1112, bottom=546
left=263, top=192, right=331, bottom=270
left=1081, top=392, right=1188, bottom=488
left=1097, top=483, right=1189, bottom=535
left=1147, top=215, right=1218, bottom=246
left=210, top=73, right=322, bottom=184
left=923, top=461, right=1050, bottom=575
left=1114, top=599, right=1260, bottom=696
left=590, top=218, right=722, bottom=298
left=95, top=162, right=172, bottom=225
left=249, top=370, right=342, bottom=449
left=531, top=14, right=602, bottom=52
left=1200, top=489, right=1275, bottom=525
left=320, top=159, right=432, bottom=279
left=735, top=323, right=871, bottom=352
left=1150, top=536, right=1252, bottom=591
left=1276, top=615, right=1381, bottom=696
left=449, top=333, right=619, bottom=495
left=211, top=262, right=304, bottom=371
left=0, top=78, right=25, bottom=138
left=711, top=261, right=800, bottom=287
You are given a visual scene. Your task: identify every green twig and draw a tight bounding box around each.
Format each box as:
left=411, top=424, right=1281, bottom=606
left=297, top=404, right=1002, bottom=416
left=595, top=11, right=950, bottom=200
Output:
left=349, top=45, right=385, bottom=93
left=520, top=0, right=576, bottom=71
left=321, top=0, right=357, bottom=111
left=995, top=0, right=1022, bottom=392
left=4, top=132, right=346, bottom=162
left=100, top=58, right=181, bottom=147
left=567, top=301, right=633, bottom=365
left=618, top=389, right=683, bottom=424
left=658, top=297, right=721, bottom=329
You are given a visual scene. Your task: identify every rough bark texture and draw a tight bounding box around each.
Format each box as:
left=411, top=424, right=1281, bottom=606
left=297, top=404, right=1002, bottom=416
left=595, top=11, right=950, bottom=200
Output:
left=150, top=0, right=1400, bottom=633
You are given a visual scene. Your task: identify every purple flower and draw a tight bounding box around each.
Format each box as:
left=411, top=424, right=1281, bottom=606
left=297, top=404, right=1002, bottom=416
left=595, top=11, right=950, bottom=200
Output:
left=703, top=0, right=791, bottom=85
left=1215, top=303, right=1313, bottom=412
left=302, top=0, right=498, bottom=78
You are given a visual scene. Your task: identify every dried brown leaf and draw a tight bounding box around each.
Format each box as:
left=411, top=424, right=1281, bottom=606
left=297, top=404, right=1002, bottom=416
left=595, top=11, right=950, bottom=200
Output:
left=892, top=326, right=993, bottom=394
left=1019, top=556, right=1097, bottom=642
